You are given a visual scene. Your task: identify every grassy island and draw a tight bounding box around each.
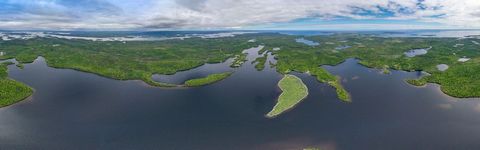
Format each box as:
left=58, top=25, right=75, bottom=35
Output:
left=184, top=72, right=233, bottom=87
left=0, top=63, right=33, bottom=107
left=266, top=74, right=309, bottom=118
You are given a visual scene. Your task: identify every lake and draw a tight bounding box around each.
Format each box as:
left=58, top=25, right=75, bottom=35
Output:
left=296, top=38, right=320, bottom=46
left=404, top=46, right=432, bottom=57
left=1, top=47, right=480, bottom=150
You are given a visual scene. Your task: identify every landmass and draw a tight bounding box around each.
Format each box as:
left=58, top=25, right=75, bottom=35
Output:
left=0, top=37, right=255, bottom=87
left=1, top=32, right=480, bottom=103
left=184, top=72, right=233, bottom=87
left=230, top=53, right=247, bottom=68
left=0, top=62, right=33, bottom=107
left=255, top=33, right=480, bottom=98
left=252, top=53, right=268, bottom=71
left=266, top=74, right=309, bottom=118
left=328, top=78, right=351, bottom=102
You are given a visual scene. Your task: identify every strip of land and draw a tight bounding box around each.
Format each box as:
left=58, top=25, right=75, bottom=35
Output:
left=266, top=74, right=309, bottom=118
left=328, top=78, right=351, bottom=102
left=184, top=72, right=233, bottom=87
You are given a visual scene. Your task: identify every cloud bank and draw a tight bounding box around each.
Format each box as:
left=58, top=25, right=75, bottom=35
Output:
left=0, top=0, right=479, bottom=30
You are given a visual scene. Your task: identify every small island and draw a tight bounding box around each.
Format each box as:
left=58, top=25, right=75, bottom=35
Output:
left=252, top=53, right=268, bottom=71
left=0, top=62, right=33, bottom=107
left=266, top=74, right=309, bottom=118
left=184, top=72, right=233, bottom=87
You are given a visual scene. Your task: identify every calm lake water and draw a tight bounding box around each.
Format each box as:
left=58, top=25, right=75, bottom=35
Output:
left=295, top=38, right=320, bottom=46
left=404, top=46, right=432, bottom=57
left=1, top=47, right=480, bottom=150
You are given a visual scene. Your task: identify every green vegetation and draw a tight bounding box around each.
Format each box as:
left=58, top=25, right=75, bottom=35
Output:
left=254, top=33, right=480, bottom=98
left=411, top=63, right=480, bottom=97
left=0, top=36, right=255, bottom=87
left=252, top=53, right=268, bottom=71
left=328, top=78, right=351, bottom=102
left=2, top=33, right=480, bottom=99
left=1, top=61, right=15, bottom=67
left=254, top=34, right=352, bottom=101
left=266, top=74, right=309, bottom=118
left=184, top=72, right=233, bottom=87
left=382, top=66, right=391, bottom=74
left=16, top=63, right=24, bottom=69
left=0, top=63, right=33, bottom=107
left=406, top=79, right=427, bottom=86
left=0, top=63, right=8, bottom=78
left=230, top=53, right=247, bottom=67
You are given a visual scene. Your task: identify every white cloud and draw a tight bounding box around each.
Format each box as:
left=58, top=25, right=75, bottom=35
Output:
left=0, top=0, right=480, bottom=30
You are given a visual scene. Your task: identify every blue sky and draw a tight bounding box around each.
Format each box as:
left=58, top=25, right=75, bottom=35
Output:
left=0, top=0, right=479, bottom=30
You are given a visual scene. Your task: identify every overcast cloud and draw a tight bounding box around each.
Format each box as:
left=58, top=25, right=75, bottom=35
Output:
left=0, top=0, right=479, bottom=30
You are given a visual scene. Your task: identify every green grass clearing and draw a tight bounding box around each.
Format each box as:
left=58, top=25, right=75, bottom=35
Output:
left=184, top=72, right=233, bottom=87
left=267, top=74, right=309, bottom=118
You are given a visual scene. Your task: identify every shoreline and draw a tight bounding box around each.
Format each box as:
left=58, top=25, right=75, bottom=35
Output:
left=266, top=74, right=309, bottom=118
left=326, top=57, right=480, bottom=99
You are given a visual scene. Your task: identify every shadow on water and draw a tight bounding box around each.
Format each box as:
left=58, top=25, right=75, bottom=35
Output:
left=1, top=52, right=480, bottom=150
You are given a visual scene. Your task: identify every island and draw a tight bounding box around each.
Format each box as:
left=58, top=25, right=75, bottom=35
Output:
left=0, top=62, right=33, bottom=107
left=252, top=53, right=268, bottom=71
left=266, top=74, right=309, bottom=118
left=184, top=72, right=233, bottom=87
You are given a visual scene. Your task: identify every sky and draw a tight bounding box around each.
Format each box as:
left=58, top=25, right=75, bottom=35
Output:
left=0, top=0, right=480, bottom=30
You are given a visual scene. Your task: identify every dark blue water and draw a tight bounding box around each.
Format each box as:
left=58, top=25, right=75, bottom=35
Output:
left=1, top=50, right=480, bottom=149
